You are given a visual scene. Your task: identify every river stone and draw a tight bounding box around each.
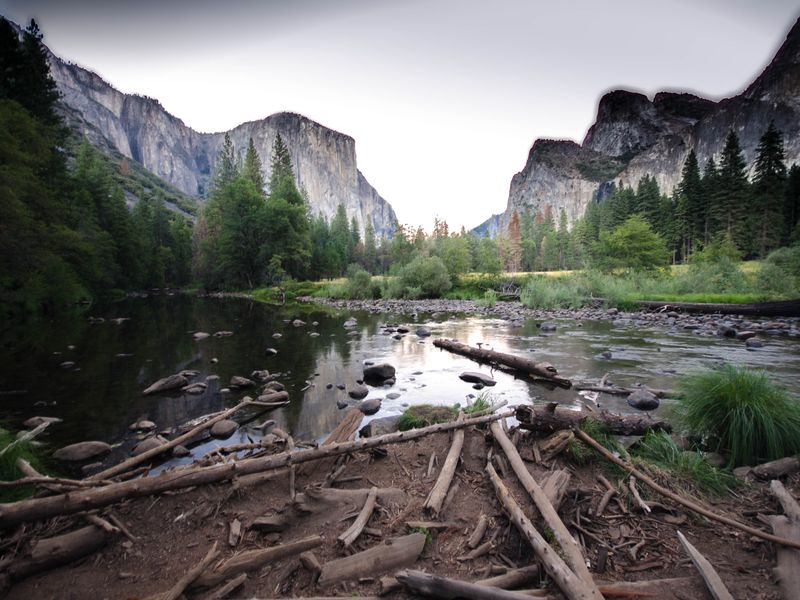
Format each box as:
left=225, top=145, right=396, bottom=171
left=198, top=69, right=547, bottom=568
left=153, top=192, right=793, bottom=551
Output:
left=263, top=381, right=285, bottom=392
left=459, top=371, right=497, bottom=386
left=251, top=370, right=271, bottom=382
left=363, top=363, right=396, bottom=383
left=193, top=331, right=210, bottom=341
left=736, top=330, right=757, bottom=341
left=348, top=384, right=369, bottom=400
left=386, top=392, right=401, bottom=400
left=359, top=415, right=400, bottom=437
left=539, top=322, right=557, bottom=332
left=172, top=444, right=191, bottom=457
left=210, top=419, right=238, bottom=438
left=358, top=398, right=382, bottom=415
left=344, top=318, right=358, bottom=328
left=309, top=332, right=320, bottom=337
left=143, top=374, right=188, bottom=395
left=182, top=383, right=207, bottom=395
left=416, top=327, right=431, bottom=337
left=23, top=416, right=62, bottom=429
left=128, top=420, right=156, bottom=431
left=717, top=324, right=737, bottom=338
left=292, top=319, right=306, bottom=327
left=132, top=435, right=168, bottom=456
left=60, top=361, right=76, bottom=369
left=230, top=376, right=255, bottom=389
left=272, top=333, right=282, bottom=339
left=396, top=326, right=410, bottom=333
left=213, top=330, right=234, bottom=337
left=601, top=350, right=612, bottom=359
left=54, top=441, right=112, bottom=462
left=265, top=347, right=278, bottom=356
left=626, top=389, right=660, bottom=411
left=745, top=337, right=764, bottom=348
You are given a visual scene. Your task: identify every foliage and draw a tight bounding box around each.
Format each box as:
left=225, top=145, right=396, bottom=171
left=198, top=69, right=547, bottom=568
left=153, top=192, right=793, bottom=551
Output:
left=631, top=431, right=736, bottom=497
left=675, top=364, right=800, bottom=467
left=0, top=427, right=48, bottom=501
left=397, top=405, right=456, bottom=430
left=392, top=255, right=451, bottom=299
left=567, top=418, right=621, bottom=464
left=592, top=215, right=670, bottom=272
left=520, top=276, right=583, bottom=309
left=462, top=393, right=491, bottom=414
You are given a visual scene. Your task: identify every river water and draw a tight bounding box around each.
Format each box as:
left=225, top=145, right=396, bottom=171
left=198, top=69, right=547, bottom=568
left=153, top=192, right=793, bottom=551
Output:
left=2, top=295, right=799, bottom=467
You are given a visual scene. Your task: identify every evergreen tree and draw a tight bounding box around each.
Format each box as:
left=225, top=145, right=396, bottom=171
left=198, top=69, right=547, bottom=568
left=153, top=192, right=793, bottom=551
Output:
left=635, top=175, right=662, bottom=229
left=713, top=130, right=750, bottom=251
left=212, top=133, right=237, bottom=192
left=363, top=221, right=377, bottom=274
left=675, top=150, right=703, bottom=256
left=19, top=20, right=60, bottom=127
left=330, top=204, right=350, bottom=274
left=785, top=165, right=800, bottom=244
left=243, top=137, right=264, bottom=192
left=752, top=122, right=787, bottom=257
left=269, top=133, right=293, bottom=195
left=701, top=157, right=719, bottom=245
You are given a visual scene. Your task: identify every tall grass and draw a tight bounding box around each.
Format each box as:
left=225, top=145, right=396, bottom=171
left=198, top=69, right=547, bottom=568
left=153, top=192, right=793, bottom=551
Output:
left=675, top=364, right=800, bottom=467
left=0, top=427, right=47, bottom=501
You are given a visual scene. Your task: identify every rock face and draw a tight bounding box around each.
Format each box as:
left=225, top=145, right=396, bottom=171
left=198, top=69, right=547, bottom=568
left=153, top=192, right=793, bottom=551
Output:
left=475, top=17, right=800, bottom=235
left=45, top=45, right=397, bottom=237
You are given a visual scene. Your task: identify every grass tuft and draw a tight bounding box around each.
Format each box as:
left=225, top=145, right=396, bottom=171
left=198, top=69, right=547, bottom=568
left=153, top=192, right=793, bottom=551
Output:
left=0, top=427, right=48, bottom=502
left=675, top=364, right=800, bottom=467
left=397, top=405, right=456, bottom=431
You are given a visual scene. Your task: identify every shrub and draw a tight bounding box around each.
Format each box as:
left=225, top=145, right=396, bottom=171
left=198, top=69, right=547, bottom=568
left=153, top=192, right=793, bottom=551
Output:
left=342, top=264, right=379, bottom=299
left=591, top=215, right=670, bottom=272
left=395, top=255, right=451, bottom=298
left=520, top=276, right=582, bottom=309
left=0, top=427, right=47, bottom=502
left=675, top=364, right=800, bottom=467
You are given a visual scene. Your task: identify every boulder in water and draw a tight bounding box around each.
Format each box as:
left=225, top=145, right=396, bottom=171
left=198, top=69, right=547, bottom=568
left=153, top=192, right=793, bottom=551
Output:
left=143, top=374, right=188, bottom=395
left=363, top=363, right=396, bottom=384
left=626, top=389, right=660, bottom=411
left=348, top=384, right=369, bottom=400
left=459, top=371, right=496, bottom=386
left=53, top=441, right=112, bottom=462
left=210, top=419, right=238, bottom=438
left=358, top=398, right=382, bottom=415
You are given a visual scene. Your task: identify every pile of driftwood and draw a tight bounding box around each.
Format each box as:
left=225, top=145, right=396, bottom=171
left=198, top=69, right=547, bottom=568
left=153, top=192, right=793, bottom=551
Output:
left=2, top=341, right=800, bottom=599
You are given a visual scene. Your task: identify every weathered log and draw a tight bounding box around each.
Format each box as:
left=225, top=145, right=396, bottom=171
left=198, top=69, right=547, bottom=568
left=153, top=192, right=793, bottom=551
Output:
left=490, top=422, right=602, bottom=599
left=301, top=408, right=364, bottom=477
left=90, top=393, right=288, bottom=481
left=145, top=541, right=220, bottom=600
left=767, top=480, right=800, bottom=600
left=540, top=469, right=571, bottom=512
left=516, top=405, right=671, bottom=435
left=299, top=550, right=322, bottom=576
left=425, top=412, right=464, bottom=517
left=574, top=383, right=672, bottom=398
left=475, top=565, right=540, bottom=589
left=468, top=514, right=489, bottom=549
left=0, top=410, right=511, bottom=529
left=295, top=487, right=407, bottom=515
left=194, top=573, right=247, bottom=600
left=574, top=428, right=800, bottom=550
left=339, top=486, right=378, bottom=547
left=317, top=533, right=426, bottom=586
left=676, top=531, right=733, bottom=600
left=397, top=569, right=536, bottom=599
left=191, top=535, right=322, bottom=589
left=485, top=461, right=603, bottom=600
left=752, top=456, right=800, bottom=480
left=7, top=525, right=108, bottom=580
left=635, top=298, right=800, bottom=317
left=628, top=476, right=651, bottom=513
left=433, top=339, right=571, bottom=388
left=595, top=475, right=617, bottom=518
left=537, top=430, right=574, bottom=459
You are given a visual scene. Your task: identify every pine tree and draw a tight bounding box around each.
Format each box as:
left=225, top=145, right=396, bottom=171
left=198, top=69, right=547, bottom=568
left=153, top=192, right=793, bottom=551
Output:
left=713, top=130, right=750, bottom=251
left=785, top=165, right=800, bottom=243
left=212, top=133, right=237, bottom=192
left=675, top=150, right=703, bottom=256
left=330, top=204, right=350, bottom=274
left=752, top=122, right=787, bottom=257
left=635, top=175, right=662, bottom=229
left=701, top=157, right=719, bottom=245
left=363, top=220, right=377, bottom=273
left=18, top=19, right=60, bottom=127
left=243, top=137, right=265, bottom=192
left=269, top=133, right=293, bottom=195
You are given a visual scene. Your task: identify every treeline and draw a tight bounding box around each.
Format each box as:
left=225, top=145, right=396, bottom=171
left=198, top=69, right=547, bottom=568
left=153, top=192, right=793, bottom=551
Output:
left=0, top=18, right=192, bottom=314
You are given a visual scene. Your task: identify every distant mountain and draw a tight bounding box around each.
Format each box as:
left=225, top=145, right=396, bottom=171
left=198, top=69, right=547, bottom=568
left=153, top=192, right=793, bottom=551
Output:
left=41, top=34, right=397, bottom=237
left=475, top=17, right=800, bottom=238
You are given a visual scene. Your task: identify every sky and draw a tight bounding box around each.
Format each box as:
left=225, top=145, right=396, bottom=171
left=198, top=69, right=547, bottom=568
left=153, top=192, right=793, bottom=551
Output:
left=1, top=1, right=798, bottom=231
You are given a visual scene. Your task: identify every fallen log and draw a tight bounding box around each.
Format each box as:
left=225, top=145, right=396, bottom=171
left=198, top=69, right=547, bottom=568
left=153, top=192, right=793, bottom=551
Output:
left=767, top=480, right=800, bottom=600
left=516, top=405, right=672, bottom=435
left=635, top=298, right=800, bottom=317
left=485, top=461, right=603, bottom=600
left=90, top=392, right=288, bottom=481
left=6, top=525, right=108, bottom=581
left=191, top=535, right=322, bottom=589
left=338, top=486, right=378, bottom=547
left=475, top=564, right=540, bottom=589
left=676, top=531, right=733, bottom=600
left=0, top=410, right=511, bottom=529
left=574, top=428, right=800, bottom=550
left=194, top=573, right=247, bottom=600
left=540, top=469, right=571, bottom=512
left=424, top=412, right=464, bottom=517
left=145, top=541, right=220, bottom=600
left=468, top=514, right=489, bottom=549
left=574, top=383, right=672, bottom=398
left=397, top=569, right=536, bottom=599
left=490, top=422, right=602, bottom=599
left=433, top=338, right=571, bottom=388
left=302, top=407, right=363, bottom=477
left=317, top=533, right=426, bottom=586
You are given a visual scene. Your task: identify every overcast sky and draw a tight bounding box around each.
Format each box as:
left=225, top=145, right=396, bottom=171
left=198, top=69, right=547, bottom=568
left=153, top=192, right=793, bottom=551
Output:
left=1, top=1, right=798, bottom=231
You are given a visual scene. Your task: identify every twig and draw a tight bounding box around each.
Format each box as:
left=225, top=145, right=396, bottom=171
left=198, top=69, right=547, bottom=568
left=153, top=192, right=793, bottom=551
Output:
left=338, top=486, right=378, bottom=548
left=629, top=476, right=651, bottom=513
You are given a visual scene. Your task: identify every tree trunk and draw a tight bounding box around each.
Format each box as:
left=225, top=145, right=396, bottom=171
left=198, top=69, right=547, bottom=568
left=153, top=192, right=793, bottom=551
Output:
left=317, top=533, right=426, bottom=586
left=397, top=569, right=537, bottom=599
left=433, top=339, right=571, bottom=388
left=515, top=405, right=672, bottom=435
left=424, top=413, right=464, bottom=517
left=7, top=525, right=108, bottom=580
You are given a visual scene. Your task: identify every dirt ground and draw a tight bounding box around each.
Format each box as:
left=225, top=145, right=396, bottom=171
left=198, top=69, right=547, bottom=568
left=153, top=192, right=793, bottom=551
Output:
left=2, top=425, right=792, bottom=600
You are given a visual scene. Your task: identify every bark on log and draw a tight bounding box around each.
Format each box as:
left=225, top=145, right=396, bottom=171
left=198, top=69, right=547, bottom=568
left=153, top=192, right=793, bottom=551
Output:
left=768, top=480, right=800, bottom=600
left=676, top=531, right=734, bottom=600
left=468, top=514, right=489, bottom=549
left=191, top=535, right=322, bottom=589
left=338, top=486, right=378, bottom=547
left=574, top=428, right=800, bottom=550
left=485, top=461, right=603, bottom=600
left=317, top=533, right=426, bottom=586
left=295, top=487, right=407, bottom=516
left=475, top=565, right=540, bottom=589
left=0, top=410, right=511, bottom=529
left=433, top=339, right=571, bottom=388
left=302, top=408, right=363, bottom=477
left=397, top=569, right=536, bottom=599
left=515, top=405, right=672, bottom=435
left=541, top=469, right=571, bottom=512
left=90, top=393, right=288, bottom=481
left=194, top=573, right=247, bottom=600
left=490, top=422, right=601, bottom=600
left=424, top=413, right=464, bottom=517
left=6, top=525, right=108, bottom=580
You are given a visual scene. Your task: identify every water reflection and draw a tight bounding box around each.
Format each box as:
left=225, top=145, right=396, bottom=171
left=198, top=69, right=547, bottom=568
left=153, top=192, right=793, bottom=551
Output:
left=1, top=297, right=799, bottom=459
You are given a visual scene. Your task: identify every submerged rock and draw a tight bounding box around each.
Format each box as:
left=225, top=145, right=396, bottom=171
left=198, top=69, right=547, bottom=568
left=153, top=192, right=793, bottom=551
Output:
left=539, top=322, right=557, bottom=332
left=358, top=398, right=382, bottom=415
left=143, top=374, right=188, bottom=395
left=459, top=371, right=497, bottom=386
left=132, top=435, right=168, bottom=456
left=23, top=416, right=62, bottom=429
left=54, top=441, right=112, bottom=462
left=348, top=384, right=369, bottom=400
left=416, top=327, right=431, bottom=337
left=128, top=420, right=156, bottom=431
left=626, top=389, right=660, bottom=411
left=363, top=363, right=396, bottom=383
left=192, top=332, right=210, bottom=341
left=229, top=376, right=255, bottom=389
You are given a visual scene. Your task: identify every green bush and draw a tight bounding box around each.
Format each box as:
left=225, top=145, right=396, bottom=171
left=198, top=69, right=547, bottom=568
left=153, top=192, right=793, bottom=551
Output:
left=759, top=245, right=800, bottom=295
left=342, top=264, right=380, bottom=299
left=394, top=255, right=452, bottom=298
left=0, top=427, right=47, bottom=502
left=521, top=276, right=583, bottom=309
left=398, top=405, right=456, bottom=430
left=591, top=215, right=670, bottom=273
left=675, top=364, right=800, bottom=467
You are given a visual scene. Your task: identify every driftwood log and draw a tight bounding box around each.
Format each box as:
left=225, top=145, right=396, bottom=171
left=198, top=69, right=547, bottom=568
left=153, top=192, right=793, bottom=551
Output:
left=515, top=405, right=672, bottom=435
left=301, top=407, right=363, bottom=477
left=6, top=525, right=109, bottom=581
left=317, top=533, right=426, bottom=586
left=338, top=486, right=378, bottom=548
left=490, top=422, right=601, bottom=599
left=0, top=409, right=512, bottom=529
left=676, top=531, right=733, bottom=600
left=574, top=428, right=800, bottom=550
left=397, top=569, right=536, bottom=599
left=424, top=412, right=464, bottom=517
left=90, top=392, right=288, bottom=481
left=767, top=480, right=800, bottom=600
left=485, top=461, right=603, bottom=600
left=475, top=565, right=540, bottom=589
left=433, top=339, right=571, bottom=388
left=144, top=541, right=220, bottom=600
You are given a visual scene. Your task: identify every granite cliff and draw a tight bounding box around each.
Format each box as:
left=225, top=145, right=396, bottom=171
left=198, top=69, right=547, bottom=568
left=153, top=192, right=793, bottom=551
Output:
left=46, top=42, right=397, bottom=237
left=476, top=16, right=800, bottom=238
